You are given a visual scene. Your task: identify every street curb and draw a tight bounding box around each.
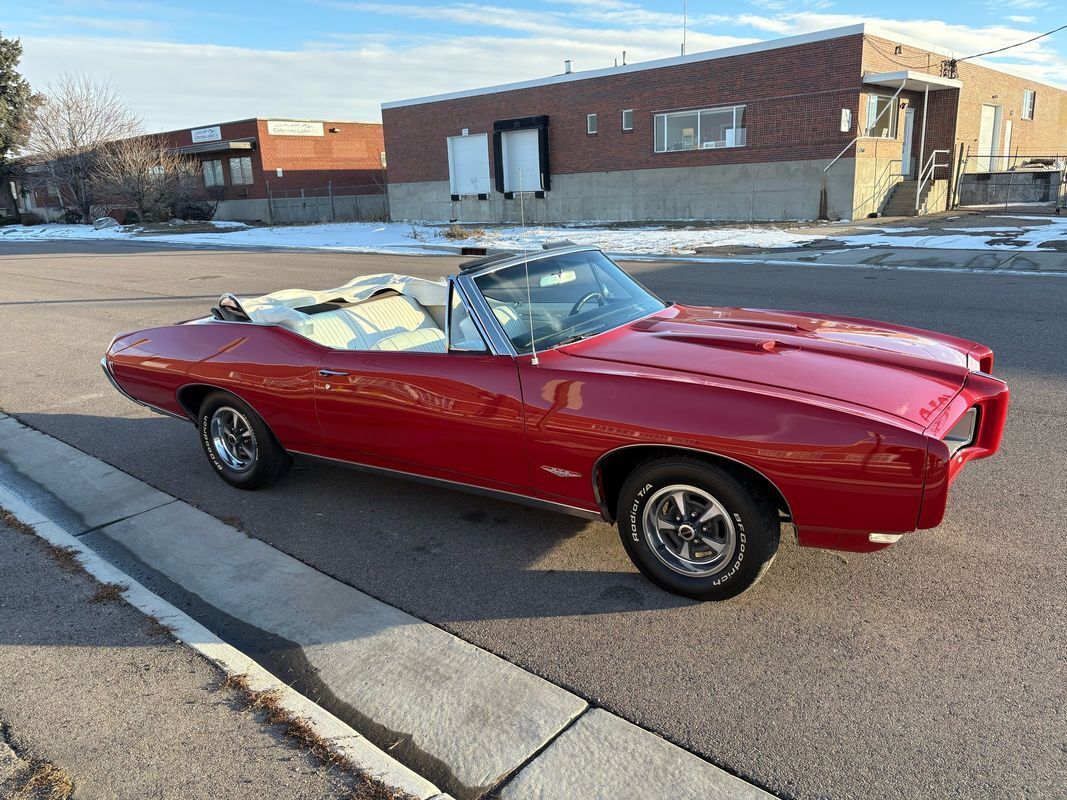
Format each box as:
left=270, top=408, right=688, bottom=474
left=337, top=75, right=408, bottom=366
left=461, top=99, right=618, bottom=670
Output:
left=0, top=414, right=776, bottom=800
left=0, top=486, right=446, bottom=800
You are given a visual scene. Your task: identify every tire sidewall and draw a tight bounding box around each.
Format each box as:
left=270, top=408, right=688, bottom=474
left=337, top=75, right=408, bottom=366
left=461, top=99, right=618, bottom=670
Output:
left=618, top=461, right=769, bottom=600
left=198, top=394, right=273, bottom=489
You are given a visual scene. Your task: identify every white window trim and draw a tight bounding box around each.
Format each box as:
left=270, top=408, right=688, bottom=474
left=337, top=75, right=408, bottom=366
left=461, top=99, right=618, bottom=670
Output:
left=653, top=104, right=747, bottom=153
left=864, top=94, right=898, bottom=139
left=586, top=113, right=598, bottom=135
left=1022, top=90, right=1035, bottom=120
left=622, top=109, right=634, bottom=131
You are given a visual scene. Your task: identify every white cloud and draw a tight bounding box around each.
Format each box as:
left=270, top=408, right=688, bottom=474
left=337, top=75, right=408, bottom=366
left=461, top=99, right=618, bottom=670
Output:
left=1006, top=15, right=1036, bottom=23
left=14, top=2, right=1067, bottom=133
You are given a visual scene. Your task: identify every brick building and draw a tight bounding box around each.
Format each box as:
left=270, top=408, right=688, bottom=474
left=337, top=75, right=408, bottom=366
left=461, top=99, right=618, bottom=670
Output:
left=381, top=24, right=1067, bottom=223
left=18, top=117, right=386, bottom=223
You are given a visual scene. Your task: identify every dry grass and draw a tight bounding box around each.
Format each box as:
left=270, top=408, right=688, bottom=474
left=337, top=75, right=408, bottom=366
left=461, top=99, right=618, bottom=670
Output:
left=222, top=674, right=417, bottom=800
left=10, top=761, right=74, bottom=800
left=89, top=582, right=127, bottom=604
left=144, top=615, right=175, bottom=638
left=43, top=544, right=81, bottom=574
left=444, top=223, right=484, bottom=240
left=0, top=508, right=36, bottom=536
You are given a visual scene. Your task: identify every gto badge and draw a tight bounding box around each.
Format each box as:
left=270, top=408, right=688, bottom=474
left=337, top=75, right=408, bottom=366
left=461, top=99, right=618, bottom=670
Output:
left=540, top=465, right=581, bottom=479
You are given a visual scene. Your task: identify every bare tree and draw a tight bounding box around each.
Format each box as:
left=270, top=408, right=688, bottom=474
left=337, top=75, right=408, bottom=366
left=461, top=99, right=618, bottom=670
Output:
left=23, top=74, right=141, bottom=221
left=91, top=135, right=206, bottom=222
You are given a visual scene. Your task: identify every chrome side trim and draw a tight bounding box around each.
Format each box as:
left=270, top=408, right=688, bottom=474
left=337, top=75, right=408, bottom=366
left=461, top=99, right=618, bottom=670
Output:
left=100, top=358, right=191, bottom=423
left=590, top=443, right=794, bottom=523
left=289, top=449, right=605, bottom=521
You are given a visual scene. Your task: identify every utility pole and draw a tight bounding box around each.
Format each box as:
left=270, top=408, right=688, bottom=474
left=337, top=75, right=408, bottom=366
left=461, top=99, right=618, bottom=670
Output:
left=681, top=0, right=687, bottom=55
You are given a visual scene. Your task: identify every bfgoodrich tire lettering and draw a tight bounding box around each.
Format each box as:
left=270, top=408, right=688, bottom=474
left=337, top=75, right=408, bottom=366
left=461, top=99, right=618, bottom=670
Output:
left=617, top=457, right=779, bottom=600
left=197, top=391, right=291, bottom=490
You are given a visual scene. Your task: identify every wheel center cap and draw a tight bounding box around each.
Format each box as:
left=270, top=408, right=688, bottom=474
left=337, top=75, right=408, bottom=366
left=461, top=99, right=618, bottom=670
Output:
left=677, top=524, right=696, bottom=541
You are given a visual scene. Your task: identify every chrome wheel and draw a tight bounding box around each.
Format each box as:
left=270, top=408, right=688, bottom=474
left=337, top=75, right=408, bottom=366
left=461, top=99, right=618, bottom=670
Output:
left=642, top=484, right=736, bottom=577
left=209, top=406, right=257, bottom=472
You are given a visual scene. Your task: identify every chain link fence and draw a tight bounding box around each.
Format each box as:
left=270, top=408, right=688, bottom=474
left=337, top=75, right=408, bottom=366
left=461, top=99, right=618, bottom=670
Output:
left=266, top=182, right=388, bottom=224
left=955, top=152, right=1066, bottom=210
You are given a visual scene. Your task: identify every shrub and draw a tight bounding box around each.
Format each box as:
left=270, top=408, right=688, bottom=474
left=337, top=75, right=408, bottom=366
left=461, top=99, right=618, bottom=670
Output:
left=444, top=223, right=484, bottom=240
left=20, top=212, right=44, bottom=226
left=173, top=201, right=215, bottom=221
left=123, top=211, right=139, bottom=224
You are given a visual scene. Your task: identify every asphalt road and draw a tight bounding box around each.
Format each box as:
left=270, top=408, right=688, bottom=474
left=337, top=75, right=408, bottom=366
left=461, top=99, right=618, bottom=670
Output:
left=1, top=239, right=1064, bottom=800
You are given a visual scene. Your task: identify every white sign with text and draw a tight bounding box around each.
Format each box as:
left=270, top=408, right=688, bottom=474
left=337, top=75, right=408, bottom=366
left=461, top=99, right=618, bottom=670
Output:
left=266, top=120, right=324, bottom=137
left=191, top=126, right=222, bottom=143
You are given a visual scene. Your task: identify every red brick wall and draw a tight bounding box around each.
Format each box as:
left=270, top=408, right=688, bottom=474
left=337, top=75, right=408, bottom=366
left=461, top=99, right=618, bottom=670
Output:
left=157, top=119, right=385, bottom=200
left=383, top=34, right=868, bottom=185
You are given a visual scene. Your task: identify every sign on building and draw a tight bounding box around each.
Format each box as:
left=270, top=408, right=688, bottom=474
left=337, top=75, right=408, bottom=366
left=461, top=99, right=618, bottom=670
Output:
left=266, top=120, right=324, bottom=137
left=191, top=126, right=222, bottom=143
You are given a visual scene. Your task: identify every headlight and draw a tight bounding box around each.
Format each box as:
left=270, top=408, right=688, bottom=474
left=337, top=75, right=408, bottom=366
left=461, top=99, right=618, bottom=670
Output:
left=944, top=408, right=979, bottom=454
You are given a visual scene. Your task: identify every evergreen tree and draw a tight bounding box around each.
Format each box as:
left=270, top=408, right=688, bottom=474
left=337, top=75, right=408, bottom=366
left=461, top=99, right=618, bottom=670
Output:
left=0, top=32, right=41, bottom=217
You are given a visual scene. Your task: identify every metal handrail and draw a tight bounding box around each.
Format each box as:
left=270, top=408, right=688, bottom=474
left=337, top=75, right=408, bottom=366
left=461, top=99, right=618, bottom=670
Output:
left=916, top=148, right=950, bottom=211
left=824, top=78, right=908, bottom=176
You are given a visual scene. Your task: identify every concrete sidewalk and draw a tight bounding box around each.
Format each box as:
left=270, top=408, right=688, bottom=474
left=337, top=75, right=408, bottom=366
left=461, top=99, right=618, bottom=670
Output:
left=0, top=412, right=775, bottom=800
left=0, top=515, right=362, bottom=800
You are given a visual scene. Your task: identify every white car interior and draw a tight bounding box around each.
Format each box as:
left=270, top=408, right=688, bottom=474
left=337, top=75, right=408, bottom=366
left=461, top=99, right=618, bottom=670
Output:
left=233, top=274, right=452, bottom=353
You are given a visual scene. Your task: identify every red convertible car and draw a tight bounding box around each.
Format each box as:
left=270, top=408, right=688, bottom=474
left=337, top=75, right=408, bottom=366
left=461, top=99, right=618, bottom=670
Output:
left=102, top=245, right=1009, bottom=600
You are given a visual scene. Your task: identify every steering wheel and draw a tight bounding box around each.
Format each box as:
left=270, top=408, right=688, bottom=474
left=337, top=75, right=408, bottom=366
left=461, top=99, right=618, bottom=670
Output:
left=569, top=291, right=605, bottom=317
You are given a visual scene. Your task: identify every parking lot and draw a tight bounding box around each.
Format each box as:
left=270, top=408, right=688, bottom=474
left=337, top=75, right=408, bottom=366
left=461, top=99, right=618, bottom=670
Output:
left=1, top=239, right=1064, bottom=799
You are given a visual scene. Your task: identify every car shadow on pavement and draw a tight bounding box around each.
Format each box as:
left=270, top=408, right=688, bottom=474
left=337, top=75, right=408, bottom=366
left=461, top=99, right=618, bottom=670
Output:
left=7, top=412, right=703, bottom=626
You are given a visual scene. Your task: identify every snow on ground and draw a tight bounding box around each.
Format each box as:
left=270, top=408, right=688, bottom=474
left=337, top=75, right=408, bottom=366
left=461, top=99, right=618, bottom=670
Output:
left=3, top=215, right=1066, bottom=254
left=837, top=217, right=1067, bottom=251
left=0, top=220, right=820, bottom=255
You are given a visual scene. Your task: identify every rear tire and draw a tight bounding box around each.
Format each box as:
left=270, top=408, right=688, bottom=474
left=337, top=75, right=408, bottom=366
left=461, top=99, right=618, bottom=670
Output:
left=197, top=392, right=291, bottom=490
left=616, top=457, right=779, bottom=600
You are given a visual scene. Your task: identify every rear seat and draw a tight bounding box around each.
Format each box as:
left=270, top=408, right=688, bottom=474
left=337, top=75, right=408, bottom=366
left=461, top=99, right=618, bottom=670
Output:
left=294, top=293, right=444, bottom=351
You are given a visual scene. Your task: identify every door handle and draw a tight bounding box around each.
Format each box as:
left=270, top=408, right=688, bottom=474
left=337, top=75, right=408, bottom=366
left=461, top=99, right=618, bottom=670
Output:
left=317, top=368, right=350, bottom=377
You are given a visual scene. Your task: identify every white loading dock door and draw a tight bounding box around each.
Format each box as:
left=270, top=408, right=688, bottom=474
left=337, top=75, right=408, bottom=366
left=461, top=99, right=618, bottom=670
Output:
left=501, top=129, right=543, bottom=192
left=447, top=133, right=491, bottom=196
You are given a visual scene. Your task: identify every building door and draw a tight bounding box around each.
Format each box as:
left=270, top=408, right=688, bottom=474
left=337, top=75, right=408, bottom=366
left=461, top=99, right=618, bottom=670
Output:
left=1001, top=120, right=1013, bottom=171
left=977, top=104, right=1002, bottom=171
left=901, top=108, right=915, bottom=177
left=501, top=129, right=542, bottom=192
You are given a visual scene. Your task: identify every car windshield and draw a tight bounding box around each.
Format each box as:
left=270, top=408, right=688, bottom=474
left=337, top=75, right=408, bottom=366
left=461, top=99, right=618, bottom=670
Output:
left=472, top=250, right=666, bottom=355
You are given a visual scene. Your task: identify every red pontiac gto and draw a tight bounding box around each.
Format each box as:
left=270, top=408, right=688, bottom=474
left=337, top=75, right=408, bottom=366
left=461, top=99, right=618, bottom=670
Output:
left=102, top=245, right=1009, bottom=600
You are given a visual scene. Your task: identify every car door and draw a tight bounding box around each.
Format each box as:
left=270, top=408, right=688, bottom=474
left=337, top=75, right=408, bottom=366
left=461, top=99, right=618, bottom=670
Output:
left=312, top=281, right=529, bottom=491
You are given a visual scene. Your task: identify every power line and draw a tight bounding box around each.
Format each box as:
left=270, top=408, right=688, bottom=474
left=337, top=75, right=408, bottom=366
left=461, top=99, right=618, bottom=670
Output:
left=956, top=23, right=1067, bottom=63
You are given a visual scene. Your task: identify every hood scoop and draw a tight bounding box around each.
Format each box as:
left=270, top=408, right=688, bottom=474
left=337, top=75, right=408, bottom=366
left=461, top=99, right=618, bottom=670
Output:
left=698, top=317, right=814, bottom=334
left=651, top=329, right=799, bottom=354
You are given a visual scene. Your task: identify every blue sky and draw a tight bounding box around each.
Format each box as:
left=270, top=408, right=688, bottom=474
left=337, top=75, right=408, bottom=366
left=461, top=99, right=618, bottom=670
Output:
left=7, top=0, right=1066, bottom=131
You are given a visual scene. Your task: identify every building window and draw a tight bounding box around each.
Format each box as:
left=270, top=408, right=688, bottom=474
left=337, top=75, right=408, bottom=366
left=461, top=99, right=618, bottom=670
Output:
left=446, top=133, right=490, bottom=196
left=229, top=156, right=253, bottom=186
left=622, top=109, right=634, bottom=131
left=654, top=105, right=747, bottom=152
left=203, top=159, right=225, bottom=187
left=1022, top=90, right=1036, bottom=120
left=865, top=94, right=898, bottom=138
left=587, top=113, right=597, bottom=135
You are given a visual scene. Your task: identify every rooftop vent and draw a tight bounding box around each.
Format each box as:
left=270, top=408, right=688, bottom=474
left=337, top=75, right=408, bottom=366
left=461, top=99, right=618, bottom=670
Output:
left=564, top=60, right=572, bottom=74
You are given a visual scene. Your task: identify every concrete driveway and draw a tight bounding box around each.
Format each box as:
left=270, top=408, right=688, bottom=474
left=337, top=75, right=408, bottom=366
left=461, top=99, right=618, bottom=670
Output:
left=0, top=239, right=1063, bottom=800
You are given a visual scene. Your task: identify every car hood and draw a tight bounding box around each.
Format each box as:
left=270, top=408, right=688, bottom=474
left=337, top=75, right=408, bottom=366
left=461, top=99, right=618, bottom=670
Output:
left=562, top=304, right=979, bottom=428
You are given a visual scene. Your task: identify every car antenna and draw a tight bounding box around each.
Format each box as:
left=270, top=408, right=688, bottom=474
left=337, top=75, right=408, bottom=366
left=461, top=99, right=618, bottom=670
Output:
left=518, top=168, right=539, bottom=366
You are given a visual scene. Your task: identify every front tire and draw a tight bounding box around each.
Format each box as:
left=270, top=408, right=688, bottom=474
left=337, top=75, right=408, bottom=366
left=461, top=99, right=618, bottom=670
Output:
left=617, top=457, right=779, bottom=600
left=197, top=392, right=291, bottom=490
